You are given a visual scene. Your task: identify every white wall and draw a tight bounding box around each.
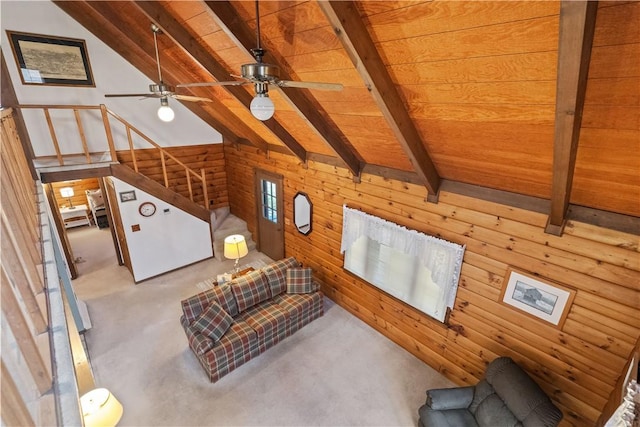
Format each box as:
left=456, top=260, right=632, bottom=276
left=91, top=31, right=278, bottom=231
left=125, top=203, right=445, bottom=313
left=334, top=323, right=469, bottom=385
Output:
left=112, top=178, right=213, bottom=282
left=1, top=1, right=223, bottom=157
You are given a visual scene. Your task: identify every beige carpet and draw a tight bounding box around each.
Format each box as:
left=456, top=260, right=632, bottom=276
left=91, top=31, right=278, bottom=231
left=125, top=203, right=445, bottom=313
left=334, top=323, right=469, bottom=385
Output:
left=67, top=226, right=453, bottom=426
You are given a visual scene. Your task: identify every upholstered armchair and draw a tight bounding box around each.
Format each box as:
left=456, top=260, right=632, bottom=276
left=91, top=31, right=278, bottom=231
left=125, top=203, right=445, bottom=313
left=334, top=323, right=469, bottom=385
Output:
left=418, top=356, right=563, bottom=427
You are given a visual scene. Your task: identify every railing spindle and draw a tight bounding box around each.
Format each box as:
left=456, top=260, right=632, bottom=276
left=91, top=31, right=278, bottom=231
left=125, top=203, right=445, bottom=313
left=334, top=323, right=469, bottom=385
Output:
left=201, top=168, right=209, bottom=209
left=74, top=109, right=91, bottom=164
left=126, top=127, right=138, bottom=172
left=100, top=104, right=117, bottom=162
left=186, top=169, right=193, bottom=202
left=43, top=109, right=64, bottom=166
left=160, top=151, right=169, bottom=188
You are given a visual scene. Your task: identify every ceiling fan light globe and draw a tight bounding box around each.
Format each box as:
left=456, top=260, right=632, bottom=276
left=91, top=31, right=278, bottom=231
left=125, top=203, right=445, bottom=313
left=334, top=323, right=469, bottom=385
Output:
left=157, top=105, right=175, bottom=122
left=250, top=95, right=275, bottom=121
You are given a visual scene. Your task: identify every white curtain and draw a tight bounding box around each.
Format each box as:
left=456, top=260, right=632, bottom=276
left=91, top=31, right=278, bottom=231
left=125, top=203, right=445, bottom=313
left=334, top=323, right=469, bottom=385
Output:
left=340, top=205, right=465, bottom=307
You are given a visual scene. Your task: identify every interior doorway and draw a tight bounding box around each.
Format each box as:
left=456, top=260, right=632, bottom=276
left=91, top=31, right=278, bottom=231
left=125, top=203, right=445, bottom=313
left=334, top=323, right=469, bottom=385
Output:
left=45, top=176, right=122, bottom=279
left=254, top=169, right=284, bottom=260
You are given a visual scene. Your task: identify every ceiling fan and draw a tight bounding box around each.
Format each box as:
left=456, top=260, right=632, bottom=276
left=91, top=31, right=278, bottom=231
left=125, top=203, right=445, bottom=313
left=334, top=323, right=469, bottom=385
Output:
left=105, top=24, right=212, bottom=122
left=177, top=0, right=344, bottom=121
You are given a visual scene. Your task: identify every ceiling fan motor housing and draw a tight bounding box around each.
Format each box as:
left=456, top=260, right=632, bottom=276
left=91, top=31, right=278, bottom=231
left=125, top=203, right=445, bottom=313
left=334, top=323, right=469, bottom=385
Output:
left=241, top=63, right=280, bottom=82
left=149, top=83, right=175, bottom=95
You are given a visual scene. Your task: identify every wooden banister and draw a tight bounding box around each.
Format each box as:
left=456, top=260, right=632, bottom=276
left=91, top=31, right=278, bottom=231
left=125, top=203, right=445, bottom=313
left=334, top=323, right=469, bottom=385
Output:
left=17, top=104, right=210, bottom=210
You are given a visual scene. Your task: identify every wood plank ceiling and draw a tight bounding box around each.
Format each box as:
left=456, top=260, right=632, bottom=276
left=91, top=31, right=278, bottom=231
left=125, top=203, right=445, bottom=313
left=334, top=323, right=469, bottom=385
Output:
left=53, top=0, right=639, bottom=228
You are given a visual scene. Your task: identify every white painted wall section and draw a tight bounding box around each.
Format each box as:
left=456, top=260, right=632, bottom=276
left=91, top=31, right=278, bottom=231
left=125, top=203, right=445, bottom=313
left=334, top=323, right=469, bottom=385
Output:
left=1, top=1, right=222, bottom=157
left=112, top=178, right=212, bottom=282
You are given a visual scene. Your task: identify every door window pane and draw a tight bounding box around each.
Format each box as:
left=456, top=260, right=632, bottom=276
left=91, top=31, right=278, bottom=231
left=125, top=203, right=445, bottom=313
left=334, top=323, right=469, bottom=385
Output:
left=261, top=179, right=277, bottom=223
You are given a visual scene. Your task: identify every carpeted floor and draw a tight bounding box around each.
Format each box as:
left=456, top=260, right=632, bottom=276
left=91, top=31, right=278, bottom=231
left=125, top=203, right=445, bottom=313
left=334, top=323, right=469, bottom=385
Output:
left=67, top=226, right=453, bottom=426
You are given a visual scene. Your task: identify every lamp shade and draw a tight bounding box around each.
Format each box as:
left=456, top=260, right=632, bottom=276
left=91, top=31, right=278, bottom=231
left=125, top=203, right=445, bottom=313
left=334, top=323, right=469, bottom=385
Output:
left=60, top=187, right=74, bottom=198
left=250, top=95, right=275, bottom=121
left=157, top=97, right=175, bottom=122
left=224, top=234, right=249, bottom=260
left=80, top=388, right=123, bottom=427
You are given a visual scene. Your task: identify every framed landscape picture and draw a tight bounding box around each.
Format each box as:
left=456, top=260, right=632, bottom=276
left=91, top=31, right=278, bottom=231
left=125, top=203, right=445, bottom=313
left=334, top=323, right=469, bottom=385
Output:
left=500, top=268, right=575, bottom=328
left=6, top=30, right=95, bottom=87
left=119, top=191, right=136, bottom=203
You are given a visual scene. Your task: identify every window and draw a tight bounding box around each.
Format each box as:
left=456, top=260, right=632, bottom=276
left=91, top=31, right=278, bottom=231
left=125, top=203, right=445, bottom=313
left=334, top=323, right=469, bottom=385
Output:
left=261, top=179, right=277, bottom=223
left=341, top=206, right=465, bottom=323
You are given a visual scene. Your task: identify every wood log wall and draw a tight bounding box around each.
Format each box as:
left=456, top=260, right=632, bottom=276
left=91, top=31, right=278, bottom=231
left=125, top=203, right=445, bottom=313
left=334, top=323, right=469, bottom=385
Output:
left=225, top=143, right=640, bottom=427
left=116, top=144, right=228, bottom=210
left=1, top=108, right=55, bottom=425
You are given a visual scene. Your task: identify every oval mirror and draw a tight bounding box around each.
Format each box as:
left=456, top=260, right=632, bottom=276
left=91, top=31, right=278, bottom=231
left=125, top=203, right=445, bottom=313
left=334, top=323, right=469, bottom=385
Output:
left=293, top=192, right=312, bottom=235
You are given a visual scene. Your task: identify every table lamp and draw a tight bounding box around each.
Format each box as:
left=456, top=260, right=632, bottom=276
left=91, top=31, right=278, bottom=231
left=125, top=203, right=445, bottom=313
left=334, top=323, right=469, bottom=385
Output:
left=80, top=388, right=123, bottom=427
left=60, top=187, right=75, bottom=209
left=224, top=234, right=248, bottom=273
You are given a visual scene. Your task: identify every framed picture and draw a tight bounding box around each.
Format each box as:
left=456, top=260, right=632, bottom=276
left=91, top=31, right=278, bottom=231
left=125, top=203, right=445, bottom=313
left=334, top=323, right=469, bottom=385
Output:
left=119, top=191, right=136, bottom=203
left=6, top=30, right=95, bottom=87
left=500, top=268, right=575, bottom=328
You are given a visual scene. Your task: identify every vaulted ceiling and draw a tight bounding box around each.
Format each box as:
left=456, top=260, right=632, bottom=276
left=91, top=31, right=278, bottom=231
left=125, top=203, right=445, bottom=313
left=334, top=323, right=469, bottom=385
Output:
left=53, top=1, right=639, bottom=231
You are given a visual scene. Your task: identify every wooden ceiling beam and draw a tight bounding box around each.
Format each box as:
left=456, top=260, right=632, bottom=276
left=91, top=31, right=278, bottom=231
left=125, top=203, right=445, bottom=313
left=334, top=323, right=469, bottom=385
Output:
left=52, top=1, right=255, bottom=147
left=318, top=1, right=441, bottom=200
left=546, top=0, right=598, bottom=235
left=203, top=0, right=364, bottom=179
left=133, top=1, right=308, bottom=160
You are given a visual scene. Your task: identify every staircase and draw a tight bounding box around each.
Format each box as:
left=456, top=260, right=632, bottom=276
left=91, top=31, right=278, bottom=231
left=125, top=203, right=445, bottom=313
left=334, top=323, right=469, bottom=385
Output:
left=211, top=207, right=256, bottom=262
left=21, top=104, right=212, bottom=222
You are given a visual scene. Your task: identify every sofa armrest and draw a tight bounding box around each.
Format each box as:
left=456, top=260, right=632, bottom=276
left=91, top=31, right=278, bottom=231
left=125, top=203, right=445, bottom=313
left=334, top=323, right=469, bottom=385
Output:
left=426, top=386, right=475, bottom=410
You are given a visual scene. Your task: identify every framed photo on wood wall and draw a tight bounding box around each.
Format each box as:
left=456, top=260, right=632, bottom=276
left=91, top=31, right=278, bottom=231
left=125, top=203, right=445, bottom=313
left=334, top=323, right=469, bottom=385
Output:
left=500, top=268, right=575, bottom=328
left=6, top=30, right=95, bottom=87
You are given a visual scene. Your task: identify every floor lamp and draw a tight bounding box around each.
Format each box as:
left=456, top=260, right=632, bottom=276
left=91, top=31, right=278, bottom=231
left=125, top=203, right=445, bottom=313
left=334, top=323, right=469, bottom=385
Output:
left=224, top=234, right=248, bottom=274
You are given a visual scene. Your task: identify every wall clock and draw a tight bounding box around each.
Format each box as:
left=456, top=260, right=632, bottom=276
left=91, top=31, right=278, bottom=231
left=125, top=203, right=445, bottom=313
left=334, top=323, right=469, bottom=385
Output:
left=138, top=201, right=156, bottom=217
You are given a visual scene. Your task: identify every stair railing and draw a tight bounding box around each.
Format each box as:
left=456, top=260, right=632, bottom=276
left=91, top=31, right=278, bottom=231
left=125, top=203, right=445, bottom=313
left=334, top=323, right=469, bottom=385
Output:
left=17, top=104, right=208, bottom=209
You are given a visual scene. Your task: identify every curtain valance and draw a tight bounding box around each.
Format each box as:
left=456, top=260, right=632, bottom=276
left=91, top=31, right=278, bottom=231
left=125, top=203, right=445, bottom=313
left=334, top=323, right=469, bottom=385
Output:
left=341, top=205, right=465, bottom=311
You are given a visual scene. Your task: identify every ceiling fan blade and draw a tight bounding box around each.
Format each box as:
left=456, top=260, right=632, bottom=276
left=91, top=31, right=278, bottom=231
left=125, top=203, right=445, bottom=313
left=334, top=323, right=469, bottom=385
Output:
left=176, top=81, right=248, bottom=88
left=276, top=80, right=344, bottom=91
left=171, top=94, right=213, bottom=102
left=105, top=93, right=159, bottom=98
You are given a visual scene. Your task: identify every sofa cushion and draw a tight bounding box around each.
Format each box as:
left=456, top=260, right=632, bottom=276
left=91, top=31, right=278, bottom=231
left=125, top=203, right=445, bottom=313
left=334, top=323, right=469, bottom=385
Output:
left=231, top=270, right=271, bottom=313
left=286, top=267, right=315, bottom=294
left=419, top=407, right=479, bottom=427
left=181, top=283, right=238, bottom=324
left=182, top=289, right=215, bottom=324
left=474, top=394, right=520, bottom=427
left=262, top=256, right=300, bottom=296
left=192, top=301, right=234, bottom=341
left=211, top=283, right=239, bottom=317
left=204, top=320, right=260, bottom=380
left=274, top=293, right=318, bottom=318
left=240, top=301, right=289, bottom=351
left=486, top=357, right=562, bottom=426
left=469, top=380, right=495, bottom=414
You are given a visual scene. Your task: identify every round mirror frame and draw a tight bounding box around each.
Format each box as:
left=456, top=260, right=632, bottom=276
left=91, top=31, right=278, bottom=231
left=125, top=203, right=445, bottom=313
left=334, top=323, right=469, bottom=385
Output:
left=293, top=192, right=312, bottom=235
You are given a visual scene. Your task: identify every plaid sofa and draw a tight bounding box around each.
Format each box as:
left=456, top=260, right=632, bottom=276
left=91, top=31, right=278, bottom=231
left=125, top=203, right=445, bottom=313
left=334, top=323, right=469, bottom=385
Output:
left=180, top=257, right=324, bottom=382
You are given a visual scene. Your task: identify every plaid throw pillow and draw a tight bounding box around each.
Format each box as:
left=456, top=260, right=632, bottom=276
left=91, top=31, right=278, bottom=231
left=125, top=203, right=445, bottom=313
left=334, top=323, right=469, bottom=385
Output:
left=192, top=301, right=233, bottom=341
left=263, top=257, right=300, bottom=296
left=286, top=267, right=314, bottom=294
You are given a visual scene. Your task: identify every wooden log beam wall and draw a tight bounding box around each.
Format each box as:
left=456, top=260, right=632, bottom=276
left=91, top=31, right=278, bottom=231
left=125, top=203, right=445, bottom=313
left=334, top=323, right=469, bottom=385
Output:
left=225, top=142, right=640, bottom=426
left=1, top=109, right=55, bottom=425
